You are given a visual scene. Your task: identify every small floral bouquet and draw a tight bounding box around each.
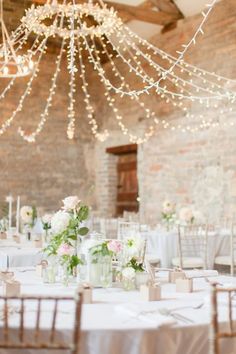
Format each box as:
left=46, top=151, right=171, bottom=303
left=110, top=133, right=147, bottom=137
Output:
left=89, top=240, right=123, bottom=287
left=123, top=234, right=145, bottom=258
left=41, top=213, right=53, bottom=242
left=178, top=207, right=204, bottom=226
left=0, top=218, right=8, bottom=233
left=161, top=200, right=176, bottom=230
left=20, top=205, right=37, bottom=236
left=44, top=196, right=90, bottom=283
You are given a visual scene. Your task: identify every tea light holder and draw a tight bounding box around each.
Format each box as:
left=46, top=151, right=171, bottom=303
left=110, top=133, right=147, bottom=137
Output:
left=169, top=269, right=185, bottom=283
left=140, top=282, right=161, bottom=301
left=3, top=280, right=21, bottom=297
left=176, top=278, right=193, bottom=293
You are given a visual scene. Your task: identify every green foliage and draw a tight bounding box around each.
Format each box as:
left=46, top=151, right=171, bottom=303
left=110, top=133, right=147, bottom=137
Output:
left=90, top=241, right=113, bottom=263
left=44, top=203, right=90, bottom=271
left=126, top=257, right=145, bottom=272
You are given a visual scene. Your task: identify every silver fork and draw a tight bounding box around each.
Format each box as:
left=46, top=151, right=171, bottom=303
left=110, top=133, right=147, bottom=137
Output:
left=158, top=308, right=195, bottom=324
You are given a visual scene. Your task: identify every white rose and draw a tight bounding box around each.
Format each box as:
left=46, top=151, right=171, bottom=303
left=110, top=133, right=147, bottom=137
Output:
left=42, top=213, right=53, bottom=224
left=162, top=200, right=175, bottom=214
left=192, top=210, right=204, bottom=224
left=51, top=211, right=71, bottom=234
left=179, top=207, right=194, bottom=223
left=124, top=234, right=144, bottom=256
left=20, top=206, right=33, bottom=224
left=62, top=196, right=80, bottom=211
left=122, top=267, right=135, bottom=279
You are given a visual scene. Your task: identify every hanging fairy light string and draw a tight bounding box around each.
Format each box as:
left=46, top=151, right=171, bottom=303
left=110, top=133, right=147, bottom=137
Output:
left=0, top=0, right=234, bottom=143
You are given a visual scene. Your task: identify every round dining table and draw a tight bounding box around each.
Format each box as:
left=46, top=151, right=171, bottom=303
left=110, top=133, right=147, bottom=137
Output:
left=0, top=269, right=235, bottom=354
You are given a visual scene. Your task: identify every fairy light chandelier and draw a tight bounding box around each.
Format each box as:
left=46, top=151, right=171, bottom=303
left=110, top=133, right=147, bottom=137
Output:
left=0, top=0, right=236, bottom=143
left=0, top=0, right=34, bottom=78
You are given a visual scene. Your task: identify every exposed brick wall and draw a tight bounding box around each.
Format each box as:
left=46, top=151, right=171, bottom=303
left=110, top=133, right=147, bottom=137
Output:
left=1, top=0, right=236, bottom=222
left=94, top=0, right=236, bottom=222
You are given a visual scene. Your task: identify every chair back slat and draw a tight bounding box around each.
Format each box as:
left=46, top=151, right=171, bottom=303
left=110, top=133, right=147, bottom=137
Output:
left=19, top=298, right=24, bottom=343
left=50, top=298, right=58, bottom=343
left=34, top=298, right=41, bottom=343
left=0, top=291, right=82, bottom=353
left=4, top=298, right=8, bottom=343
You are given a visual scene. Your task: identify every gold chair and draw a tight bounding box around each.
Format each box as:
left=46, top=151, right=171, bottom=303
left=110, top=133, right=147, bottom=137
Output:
left=214, top=223, right=236, bottom=276
left=0, top=290, right=83, bottom=353
left=172, top=224, right=208, bottom=269
left=210, top=283, right=236, bottom=354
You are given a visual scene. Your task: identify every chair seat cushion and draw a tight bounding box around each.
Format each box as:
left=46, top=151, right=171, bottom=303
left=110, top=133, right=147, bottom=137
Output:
left=172, top=257, right=204, bottom=268
left=145, top=255, right=161, bottom=266
left=214, top=256, right=233, bottom=266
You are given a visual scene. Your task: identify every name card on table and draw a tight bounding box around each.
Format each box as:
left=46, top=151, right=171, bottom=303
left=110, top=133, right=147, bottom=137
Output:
left=12, top=234, right=20, bottom=243
left=78, top=283, right=93, bottom=304
left=0, top=232, right=7, bottom=240
left=176, top=278, right=193, bottom=293
left=36, top=260, right=48, bottom=277
left=140, top=283, right=161, bottom=301
left=168, top=270, right=185, bottom=283
left=3, top=280, right=21, bottom=297
left=0, top=271, right=14, bottom=282
left=34, top=239, right=43, bottom=248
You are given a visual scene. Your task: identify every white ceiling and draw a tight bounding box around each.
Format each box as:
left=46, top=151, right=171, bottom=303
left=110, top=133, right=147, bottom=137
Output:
left=106, top=0, right=216, bottom=39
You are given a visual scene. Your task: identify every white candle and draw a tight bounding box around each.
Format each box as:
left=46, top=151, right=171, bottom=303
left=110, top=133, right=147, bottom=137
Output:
left=6, top=195, right=13, bottom=230
left=16, top=196, right=20, bottom=234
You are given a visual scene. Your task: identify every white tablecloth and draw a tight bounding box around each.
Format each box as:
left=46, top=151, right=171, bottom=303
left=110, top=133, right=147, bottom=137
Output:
left=146, top=228, right=231, bottom=268
left=0, top=269, right=235, bottom=354
left=0, top=240, right=43, bottom=268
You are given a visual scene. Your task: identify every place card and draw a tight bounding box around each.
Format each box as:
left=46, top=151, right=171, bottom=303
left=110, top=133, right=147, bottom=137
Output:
left=36, top=260, right=48, bottom=277
left=140, top=283, right=161, bottom=301
left=78, top=283, right=93, bottom=304
left=0, top=271, right=14, bottom=282
left=176, top=278, right=193, bottom=293
left=34, top=239, right=43, bottom=248
left=0, top=232, right=7, bottom=240
left=168, top=270, right=185, bottom=283
left=3, top=280, right=21, bottom=297
left=13, top=234, right=20, bottom=243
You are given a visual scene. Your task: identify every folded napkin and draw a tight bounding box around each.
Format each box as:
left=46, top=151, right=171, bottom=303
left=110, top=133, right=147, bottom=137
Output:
left=115, top=303, right=176, bottom=327
left=184, top=270, right=218, bottom=279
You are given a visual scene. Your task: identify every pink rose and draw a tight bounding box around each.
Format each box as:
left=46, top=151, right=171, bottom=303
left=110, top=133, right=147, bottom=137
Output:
left=57, top=243, right=74, bottom=256
left=107, top=240, right=122, bottom=254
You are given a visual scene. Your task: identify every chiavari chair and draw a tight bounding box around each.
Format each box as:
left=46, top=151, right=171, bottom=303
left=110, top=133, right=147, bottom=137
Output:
left=172, top=224, right=208, bottom=269
left=117, top=221, right=140, bottom=240
left=214, top=223, right=236, bottom=276
left=210, top=283, right=236, bottom=354
left=0, top=290, right=83, bottom=353
left=100, top=218, right=119, bottom=239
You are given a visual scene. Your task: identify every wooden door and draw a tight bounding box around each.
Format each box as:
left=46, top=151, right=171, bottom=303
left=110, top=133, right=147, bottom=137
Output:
left=116, top=152, right=139, bottom=216
left=106, top=144, right=139, bottom=217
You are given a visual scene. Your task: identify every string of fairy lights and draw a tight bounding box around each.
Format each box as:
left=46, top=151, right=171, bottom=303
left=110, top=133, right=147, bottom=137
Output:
left=0, top=0, right=235, bottom=143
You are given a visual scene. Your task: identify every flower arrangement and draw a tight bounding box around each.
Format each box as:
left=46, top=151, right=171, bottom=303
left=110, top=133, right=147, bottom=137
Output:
left=45, top=196, right=89, bottom=276
left=178, top=206, right=204, bottom=225
left=20, top=205, right=37, bottom=229
left=41, top=213, right=52, bottom=232
left=161, top=200, right=176, bottom=229
left=123, top=234, right=144, bottom=257
left=126, top=256, right=145, bottom=272
left=0, top=218, right=8, bottom=233
left=90, top=239, right=123, bottom=263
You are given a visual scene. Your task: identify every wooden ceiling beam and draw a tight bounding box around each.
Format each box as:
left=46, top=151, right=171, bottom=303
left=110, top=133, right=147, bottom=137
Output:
left=103, top=1, right=181, bottom=26
left=32, top=0, right=181, bottom=26
left=150, top=0, right=183, bottom=16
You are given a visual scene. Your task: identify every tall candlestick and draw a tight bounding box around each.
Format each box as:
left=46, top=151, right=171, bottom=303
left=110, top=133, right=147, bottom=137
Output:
left=16, top=196, right=20, bottom=234
left=6, top=195, right=13, bottom=231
